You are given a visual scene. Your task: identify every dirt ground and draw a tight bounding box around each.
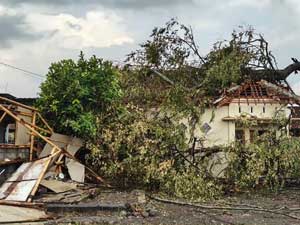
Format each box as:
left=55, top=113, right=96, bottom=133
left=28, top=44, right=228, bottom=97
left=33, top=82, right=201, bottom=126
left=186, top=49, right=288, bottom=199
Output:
left=46, top=187, right=300, bottom=225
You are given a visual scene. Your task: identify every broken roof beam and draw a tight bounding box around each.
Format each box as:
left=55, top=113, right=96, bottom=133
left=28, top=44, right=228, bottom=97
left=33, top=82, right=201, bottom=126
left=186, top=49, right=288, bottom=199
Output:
left=259, top=80, right=300, bottom=104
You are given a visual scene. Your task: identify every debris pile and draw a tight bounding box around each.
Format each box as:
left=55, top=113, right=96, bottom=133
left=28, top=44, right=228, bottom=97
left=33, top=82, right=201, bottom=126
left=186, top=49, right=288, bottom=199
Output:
left=0, top=96, right=107, bottom=223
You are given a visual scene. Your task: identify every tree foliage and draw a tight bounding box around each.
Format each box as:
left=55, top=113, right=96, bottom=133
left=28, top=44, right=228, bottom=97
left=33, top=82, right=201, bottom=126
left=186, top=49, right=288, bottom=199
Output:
left=126, top=19, right=296, bottom=98
left=37, top=19, right=300, bottom=201
left=226, top=134, right=300, bottom=192
left=37, top=52, right=122, bottom=139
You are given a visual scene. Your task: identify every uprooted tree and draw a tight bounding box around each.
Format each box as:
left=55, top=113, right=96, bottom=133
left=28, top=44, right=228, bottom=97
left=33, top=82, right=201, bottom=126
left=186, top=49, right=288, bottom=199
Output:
left=38, top=19, right=300, bottom=200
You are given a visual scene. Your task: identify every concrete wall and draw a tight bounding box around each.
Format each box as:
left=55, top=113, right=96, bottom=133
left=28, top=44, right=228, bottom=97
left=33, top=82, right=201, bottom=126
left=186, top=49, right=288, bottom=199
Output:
left=229, top=100, right=289, bottom=118
left=197, top=106, right=235, bottom=147
left=193, top=99, right=291, bottom=148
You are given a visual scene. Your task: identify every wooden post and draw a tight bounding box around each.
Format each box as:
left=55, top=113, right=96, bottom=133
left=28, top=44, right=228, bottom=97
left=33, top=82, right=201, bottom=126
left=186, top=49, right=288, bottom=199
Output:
left=27, top=148, right=61, bottom=202
left=29, top=111, right=36, bottom=161
left=0, top=112, right=7, bottom=123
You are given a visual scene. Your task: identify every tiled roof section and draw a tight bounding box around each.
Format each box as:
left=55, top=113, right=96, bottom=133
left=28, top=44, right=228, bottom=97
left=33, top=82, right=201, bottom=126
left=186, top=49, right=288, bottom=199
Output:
left=214, top=80, right=296, bottom=106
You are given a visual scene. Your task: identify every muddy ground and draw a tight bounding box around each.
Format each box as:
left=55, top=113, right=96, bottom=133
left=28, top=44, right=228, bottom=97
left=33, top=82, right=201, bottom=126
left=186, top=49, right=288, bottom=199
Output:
left=44, top=187, right=300, bottom=225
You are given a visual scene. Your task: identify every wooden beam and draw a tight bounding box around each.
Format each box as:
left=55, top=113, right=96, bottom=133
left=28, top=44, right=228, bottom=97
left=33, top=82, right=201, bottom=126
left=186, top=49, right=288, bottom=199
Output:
left=0, top=112, right=7, bottom=123
left=0, top=144, right=30, bottom=149
left=0, top=96, right=37, bottom=111
left=37, top=112, right=54, bottom=134
left=20, top=118, right=52, bottom=135
left=15, top=111, right=33, bottom=117
left=29, top=111, right=37, bottom=161
left=27, top=148, right=61, bottom=202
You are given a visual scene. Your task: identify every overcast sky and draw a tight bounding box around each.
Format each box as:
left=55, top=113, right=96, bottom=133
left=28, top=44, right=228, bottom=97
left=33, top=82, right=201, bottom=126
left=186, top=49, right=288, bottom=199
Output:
left=0, top=0, right=299, bottom=97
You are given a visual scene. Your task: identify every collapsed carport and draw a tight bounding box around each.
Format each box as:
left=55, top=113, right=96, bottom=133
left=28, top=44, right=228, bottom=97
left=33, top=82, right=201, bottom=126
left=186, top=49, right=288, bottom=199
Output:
left=0, top=95, right=107, bottom=223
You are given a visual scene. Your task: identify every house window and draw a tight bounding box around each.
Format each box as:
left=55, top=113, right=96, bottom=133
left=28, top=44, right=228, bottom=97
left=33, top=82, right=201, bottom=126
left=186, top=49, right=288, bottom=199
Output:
left=290, top=128, right=300, bottom=137
left=235, top=129, right=245, bottom=144
left=250, top=130, right=255, bottom=143
left=250, top=107, right=253, bottom=113
left=263, top=106, right=265, bottom=113
left=239, top=106, right=241, bottom=113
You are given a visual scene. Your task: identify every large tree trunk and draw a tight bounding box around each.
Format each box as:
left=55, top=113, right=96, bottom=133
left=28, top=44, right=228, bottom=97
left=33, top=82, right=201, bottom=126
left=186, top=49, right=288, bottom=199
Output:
left=242, top=61, right=300, bottom=81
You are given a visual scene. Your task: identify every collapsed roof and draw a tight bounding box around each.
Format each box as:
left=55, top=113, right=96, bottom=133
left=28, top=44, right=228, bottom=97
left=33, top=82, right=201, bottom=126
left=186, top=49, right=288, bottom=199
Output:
left=0, top=95, right=106, bottom=203
left=214, top=80, right=300, bottom=107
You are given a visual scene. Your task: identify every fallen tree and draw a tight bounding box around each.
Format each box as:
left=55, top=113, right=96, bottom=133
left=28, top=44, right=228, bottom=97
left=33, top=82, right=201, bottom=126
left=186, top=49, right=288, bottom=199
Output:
left=38, top=19, right=300, bottom=201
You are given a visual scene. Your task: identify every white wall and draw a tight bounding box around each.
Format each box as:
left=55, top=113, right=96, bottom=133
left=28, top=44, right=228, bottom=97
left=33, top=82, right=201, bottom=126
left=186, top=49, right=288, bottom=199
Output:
left=229, top=99, right=289, bottom=118
left=193, top=99, right=291, bottom=148
left=197, top=106, right=235, bottom=147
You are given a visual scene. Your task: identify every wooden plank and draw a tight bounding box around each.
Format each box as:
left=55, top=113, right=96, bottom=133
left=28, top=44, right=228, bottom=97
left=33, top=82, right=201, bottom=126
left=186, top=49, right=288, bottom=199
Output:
left=0, top=96, right=37, bottom=111
left=0, top=144, right=30, bottom=149
left=0, top=112, right=6, bottom=123
left=40, top=179, right=77, bottom=193
left=28, top=148, right=59, bottom=202
left=29, top=111, right=36, bottom=161
left=37, top=112, right=54, bottom=134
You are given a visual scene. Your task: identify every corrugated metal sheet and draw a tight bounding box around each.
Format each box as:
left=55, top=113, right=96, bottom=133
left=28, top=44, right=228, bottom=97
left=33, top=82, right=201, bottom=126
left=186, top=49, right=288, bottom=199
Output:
left=0, top=157, right=50, bottom=201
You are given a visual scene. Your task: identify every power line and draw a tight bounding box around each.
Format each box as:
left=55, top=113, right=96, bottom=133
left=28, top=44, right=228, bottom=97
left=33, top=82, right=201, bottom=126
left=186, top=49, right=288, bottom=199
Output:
left=0, top=61, right=46, bottom=79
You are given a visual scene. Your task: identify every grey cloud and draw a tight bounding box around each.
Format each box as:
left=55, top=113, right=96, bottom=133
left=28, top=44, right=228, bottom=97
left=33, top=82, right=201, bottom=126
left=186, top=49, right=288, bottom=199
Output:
left=0, top=14, right=39, bottom=48
left=2, top=0, right=195, bottom=9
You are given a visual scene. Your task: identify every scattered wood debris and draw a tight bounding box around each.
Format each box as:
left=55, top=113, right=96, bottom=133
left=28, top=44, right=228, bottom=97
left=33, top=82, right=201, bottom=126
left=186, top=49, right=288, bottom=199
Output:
left=0, top=96, right=108, bottom=222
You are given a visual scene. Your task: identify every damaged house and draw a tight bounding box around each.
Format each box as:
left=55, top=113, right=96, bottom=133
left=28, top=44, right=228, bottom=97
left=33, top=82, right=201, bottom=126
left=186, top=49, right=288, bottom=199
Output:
left=185, top=80, right=300, bottom=177
left=196, top=80, right=300, bottom=148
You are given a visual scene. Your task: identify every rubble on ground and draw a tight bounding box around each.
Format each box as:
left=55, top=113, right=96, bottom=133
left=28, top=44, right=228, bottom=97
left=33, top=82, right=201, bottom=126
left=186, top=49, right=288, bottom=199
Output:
left=0, top=96, right=112, bottom=223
